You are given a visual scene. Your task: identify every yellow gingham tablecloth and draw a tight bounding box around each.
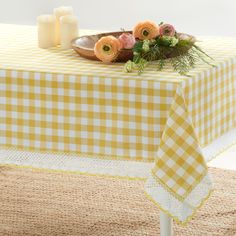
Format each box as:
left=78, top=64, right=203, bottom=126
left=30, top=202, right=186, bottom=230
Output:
left=0, top=24, right=236, bottom=223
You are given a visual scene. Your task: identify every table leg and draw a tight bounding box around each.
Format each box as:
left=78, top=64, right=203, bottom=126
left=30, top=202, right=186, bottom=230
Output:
left=160, top=211, right=173, bottom=236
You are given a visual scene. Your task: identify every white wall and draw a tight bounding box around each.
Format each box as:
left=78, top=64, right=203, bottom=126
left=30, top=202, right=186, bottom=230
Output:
left=0, top=0, right=236, bottom=36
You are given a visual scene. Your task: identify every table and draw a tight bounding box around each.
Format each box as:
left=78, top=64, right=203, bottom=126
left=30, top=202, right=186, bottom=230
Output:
left=0, top=24, right=236, bottom=235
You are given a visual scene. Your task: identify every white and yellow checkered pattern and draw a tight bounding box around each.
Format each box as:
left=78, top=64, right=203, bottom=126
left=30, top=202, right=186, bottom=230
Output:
left=0, top=24, right=236, bottom=223
left=1, top=70, right=178, bottom=161
left=152, top=85, right=208, bottom=200
left=185, top=58, right=236, bottom=147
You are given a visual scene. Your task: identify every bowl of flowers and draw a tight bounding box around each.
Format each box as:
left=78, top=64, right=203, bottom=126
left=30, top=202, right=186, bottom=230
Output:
left=72, top=31, right=134, bottom=62
left=72, top=20, right=213, bottom=75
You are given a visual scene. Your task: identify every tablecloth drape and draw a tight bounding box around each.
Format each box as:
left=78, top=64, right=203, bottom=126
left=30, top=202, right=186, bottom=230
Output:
left=0, top=24, right=236, bottom=223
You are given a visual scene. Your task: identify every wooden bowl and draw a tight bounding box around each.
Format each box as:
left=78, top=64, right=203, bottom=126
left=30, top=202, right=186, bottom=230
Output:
left=71, top=31, right=195, bottom=62
left=72, top=31, right=134, bottom=62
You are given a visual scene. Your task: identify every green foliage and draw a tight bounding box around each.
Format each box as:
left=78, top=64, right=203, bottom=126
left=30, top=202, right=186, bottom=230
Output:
left=124, top=35, right=214, bottom=75
left=132, top=41, right=143, bottom=54
left=136, top=58, right=148, bottom=74
left=157, top=58, right=166, bottom=71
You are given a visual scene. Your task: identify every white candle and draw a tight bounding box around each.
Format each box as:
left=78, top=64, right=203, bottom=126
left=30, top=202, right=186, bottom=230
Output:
left=37, top=15, right=57, bottom=49
left=53, top=6, right=74, bottom=45
left=60, top=15, right=79, bottom=49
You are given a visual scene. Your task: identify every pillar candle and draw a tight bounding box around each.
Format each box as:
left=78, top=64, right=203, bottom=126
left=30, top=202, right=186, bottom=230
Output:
left=37, top=15, right=57, bottom=49
left=53, top=6, right=74, bottom=45
left=60, top=15, right=79, bottom=49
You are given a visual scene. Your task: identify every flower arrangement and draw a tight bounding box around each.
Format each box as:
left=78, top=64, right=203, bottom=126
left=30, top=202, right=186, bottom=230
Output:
left=94, top=36, right=122, bottom=63
left=94, top=20, right=213, bottom=75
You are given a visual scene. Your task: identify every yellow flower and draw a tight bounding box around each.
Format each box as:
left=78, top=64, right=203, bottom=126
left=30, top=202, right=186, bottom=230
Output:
left=94, top=36, right=121, bottom=63
left=133, top=21, right=159, bottom=40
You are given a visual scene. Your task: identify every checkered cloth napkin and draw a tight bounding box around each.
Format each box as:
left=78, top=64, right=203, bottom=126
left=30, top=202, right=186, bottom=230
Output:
left=0, top=24, right=236, bottom=223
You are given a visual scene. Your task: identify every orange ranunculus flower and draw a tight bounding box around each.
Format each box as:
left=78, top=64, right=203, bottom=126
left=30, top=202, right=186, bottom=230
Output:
left=94, top=36, right=122, bottom=63
left=133, top=20, right=160, bottom=40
